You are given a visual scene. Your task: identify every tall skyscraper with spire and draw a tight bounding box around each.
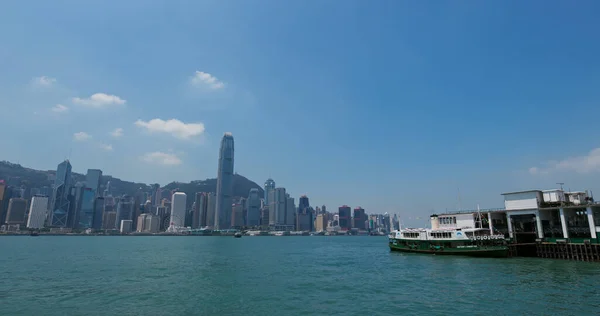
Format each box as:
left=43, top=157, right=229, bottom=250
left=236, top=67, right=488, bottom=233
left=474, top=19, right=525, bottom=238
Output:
left=49, top=160, right=72, bottom=227
left=215, top=132, right=234, bottom=230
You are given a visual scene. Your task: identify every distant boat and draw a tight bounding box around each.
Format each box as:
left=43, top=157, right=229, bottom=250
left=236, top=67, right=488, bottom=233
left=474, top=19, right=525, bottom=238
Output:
left=30, top=231, right=39, bottom=236
left=234, top=232, right=242, bottom=238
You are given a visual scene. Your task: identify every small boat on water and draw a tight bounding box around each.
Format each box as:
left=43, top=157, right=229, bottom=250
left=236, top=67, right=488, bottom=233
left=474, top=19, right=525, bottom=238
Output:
left=234, top=232, right=242, bottom=238
left=388, top=212, right=509, bottom=258
left=30, top=231, right=39, bottom=236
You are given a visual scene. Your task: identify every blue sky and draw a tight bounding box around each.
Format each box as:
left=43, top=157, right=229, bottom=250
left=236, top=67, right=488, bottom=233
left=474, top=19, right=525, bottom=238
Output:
left=1, top=1, right=600, bottom=226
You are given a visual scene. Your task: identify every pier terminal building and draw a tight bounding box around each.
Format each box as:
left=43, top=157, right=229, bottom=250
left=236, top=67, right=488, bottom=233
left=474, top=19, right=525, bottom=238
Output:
left=432, top=189, right=600, bottom=260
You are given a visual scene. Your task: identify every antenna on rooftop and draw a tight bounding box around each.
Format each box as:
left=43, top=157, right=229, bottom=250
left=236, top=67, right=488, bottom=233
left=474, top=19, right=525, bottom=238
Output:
left=557, top=182, right=564, bottom=191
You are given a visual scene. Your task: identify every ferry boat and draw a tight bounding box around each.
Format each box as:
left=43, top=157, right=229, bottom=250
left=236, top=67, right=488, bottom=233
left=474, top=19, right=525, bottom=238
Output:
left=388, top=212, right=509, bottom=258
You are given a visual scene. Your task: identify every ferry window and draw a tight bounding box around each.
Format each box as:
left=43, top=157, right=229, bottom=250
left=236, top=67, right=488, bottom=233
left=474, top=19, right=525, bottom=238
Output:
left=453, top=217, right=457, bottom=224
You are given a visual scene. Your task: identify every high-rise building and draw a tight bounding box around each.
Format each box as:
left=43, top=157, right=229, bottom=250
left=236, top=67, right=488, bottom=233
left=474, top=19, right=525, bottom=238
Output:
left=264, top=178, right=275, bottom=205
left=297, top=195, right=312, bottom=231
left=169, top=192, right=187, bottom=229
left=92, top=197, right=105, bottom=230
left=49, top=160, right=72, bottom=227
left=153, top=185, right=162, bottom=206
left=85, top=169, right=102, bottom=195
left=138, top=213, right=160, bottom=233
left=338, top=205, right=352, bottom=231
left=27, top=195, right=49, bottom=229
left=5, top=198, right=27, bottom=225
left=0, top=181, right=10, bottom=225
left=155, top=206, right=168, bottom=231
left=145, top=214, right=160, bottom=233
left=286, top=195, right=295, bottom=228
left=298, top=195, right=310, bottom=211
left=120, top=220, right=133, bottom=234
left=78, top=188, right=95, bottom=229
left=246, top=189, right=261, bottom=227
left=353, top=207, right=366, bottom=230
left=67, top=183, right=85, bottom=229
left=315, top=213, right=328, bottom=232
left=115, top=196, right=134, bottom=229
left=269, top=187, right=287, bottom=226
left=206, top=192, right=216, bottom=228
left=260, top=206, right=269, bottom=229
left=193, top=192, right=208, bottom=228
left=231, top=202, right=244, bottom=228
left=215, top=132, right=234, bottom=230
left=102, top=211, right=117, bottom=230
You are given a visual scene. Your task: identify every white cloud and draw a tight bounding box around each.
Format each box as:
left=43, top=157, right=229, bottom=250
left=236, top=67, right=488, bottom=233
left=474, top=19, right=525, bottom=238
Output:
left=73, top=93, right=126, bottom=108
left=99, top=143, right=113, bottom=151
left=32, top=76, right=57, bottom=86
left=110, top=128, right=124, bottom=138
left=134, top=118, right=205, bottom=140
left=190, top=71, right=225, bottom=90
left=141, top=151, right=182, bottom=166
left=51, top=104, right=68, bottom=113
left=73, top=132, right=92, bottom=141
left=529, top=148, right=600, bottom=175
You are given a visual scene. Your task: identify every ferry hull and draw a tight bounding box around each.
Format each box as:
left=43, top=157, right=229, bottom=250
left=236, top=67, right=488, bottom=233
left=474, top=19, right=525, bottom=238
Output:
left=389, top=242, right=509, bottom=258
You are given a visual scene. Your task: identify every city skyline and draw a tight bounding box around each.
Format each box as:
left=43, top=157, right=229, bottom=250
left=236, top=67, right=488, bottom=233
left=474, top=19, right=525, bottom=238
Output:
left=1, top=155, right=400, bottom=234
left=2, top=1, right=600, bottom=224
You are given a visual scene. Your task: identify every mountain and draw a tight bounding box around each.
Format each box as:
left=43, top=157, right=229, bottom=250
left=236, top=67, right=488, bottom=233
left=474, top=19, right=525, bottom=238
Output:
left=0, top=161, right=264, bottom=205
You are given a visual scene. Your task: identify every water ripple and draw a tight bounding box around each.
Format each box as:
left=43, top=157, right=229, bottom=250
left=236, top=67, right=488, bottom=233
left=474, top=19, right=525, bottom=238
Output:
left=1, top=236, right=599, bottom=315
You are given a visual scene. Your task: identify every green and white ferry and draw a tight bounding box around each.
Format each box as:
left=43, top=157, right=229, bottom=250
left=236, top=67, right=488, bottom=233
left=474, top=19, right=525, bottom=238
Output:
left=388, top=213, right=509, bottom=258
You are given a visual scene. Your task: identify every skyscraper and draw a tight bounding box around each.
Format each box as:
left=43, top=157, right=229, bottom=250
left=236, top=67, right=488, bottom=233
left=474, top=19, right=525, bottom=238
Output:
left=49, top=160, right=72, bottom=227
left=27, top=195, right=49, bottom=229
left=246, top=189, right=261, bottom=227
left=92, top=197, right=105, bottom=230
left=353, top=207, right=366, bottom=230
left=215, top=132, right=234, bottom=230
left=298, top=195, right=310, bottom=211
left=115, top=196, right=134, bottom=229
left=206, top=192, right=216, bottom=228
left=193, top=192, right=208, bottom=228
left=285, top=194, right=295, bottom=228
left=169, top=192, right=187, bottom=230
left=264, top=178, right=275, bottom=205
left=5, top=198, right=27, bottom=225
left=269, top=187, right=287, bottom=226
left=338, top=205, right=352, bottom=231
left=78, top=188, right=95, bottom=229
left=85, top=169, right=102, bottom=195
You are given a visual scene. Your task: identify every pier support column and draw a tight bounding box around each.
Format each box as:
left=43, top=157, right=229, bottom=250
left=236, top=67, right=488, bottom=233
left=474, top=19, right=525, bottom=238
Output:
left=507, top=213, right=514, bottom=239
left=586, top=207, right=597, bottom=239
left=487, top=212, right=494, bottom=233
left=535, top=210, right=544, bottom=239
left=559, top=208, right=569, bottom=239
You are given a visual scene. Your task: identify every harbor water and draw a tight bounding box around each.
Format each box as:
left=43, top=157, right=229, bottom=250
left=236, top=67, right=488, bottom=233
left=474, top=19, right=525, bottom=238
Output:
left=1, top=236, right=599, bottom=315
